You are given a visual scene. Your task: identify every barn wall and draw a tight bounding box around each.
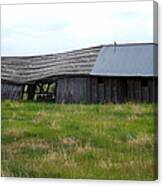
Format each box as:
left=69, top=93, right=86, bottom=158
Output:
left=55, top=76, right=157, bottom=104
left=56, top=77, right=90, bottom=103
left=1, top=83, right=23, bottom=101
left=1, top=77, right=157, bottom=103
left=90, top=77, right=157, bottom=103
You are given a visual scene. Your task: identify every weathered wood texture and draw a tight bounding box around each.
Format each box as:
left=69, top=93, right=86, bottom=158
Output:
left=2, top=46, right=102, bottom=84
left=134, top=79, right=141, bottom=102
left=1, top=83, right=23, bottom=100
left=1, top=77, right=157, bottom=103
left=104, top=79, right=112, bottom=102
left=98, top=83, right=105, bottom=103
left=55, top=76, right=157, bottom=104
left=95, top=77, right=157, bottom=103
left=56, top=77, right=89, bottom=103
left=90, top=77, right=98, bottom=103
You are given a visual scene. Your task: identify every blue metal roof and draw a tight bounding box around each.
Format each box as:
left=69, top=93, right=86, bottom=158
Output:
left=90, top=43, right=158, bottom=77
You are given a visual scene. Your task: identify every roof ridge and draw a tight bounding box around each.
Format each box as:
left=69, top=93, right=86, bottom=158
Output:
left=103, top=42, right=158, bottom=47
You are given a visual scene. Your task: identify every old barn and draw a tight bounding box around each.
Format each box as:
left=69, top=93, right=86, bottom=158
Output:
left=1, top=43, right=158, bottom=103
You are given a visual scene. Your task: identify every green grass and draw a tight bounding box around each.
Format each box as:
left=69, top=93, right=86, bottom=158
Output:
left=1, top=100, right=157, bottom=180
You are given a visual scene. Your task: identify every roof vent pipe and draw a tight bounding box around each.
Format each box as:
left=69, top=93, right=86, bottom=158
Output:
left=114, top=41, right=117, bottom=53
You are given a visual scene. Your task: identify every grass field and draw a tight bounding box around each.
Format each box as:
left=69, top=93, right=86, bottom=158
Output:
left=1, top=100, right=157, bottom=180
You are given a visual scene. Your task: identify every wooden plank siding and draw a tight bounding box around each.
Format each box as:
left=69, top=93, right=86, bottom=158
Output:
left=98, top=83, right=105, bottom=103
left=56, top=77, right=89, bottom=103
left=104, top=79, right=112, bottom=102
left=91, top=77, right=98, bottom=103
left=93, top=77, right=157, bottom=104
left=54, top=76, right=157, bottom=104
left=86, top=77, right=91, bottom=103
left=148, top=79, right=154, bottom=102
left=141, top=87, right=149, bottom=102
left=117, top=79, right=124, bottom=103
left=112, top=79, right=118, bottom=103
left=1, top=83, right=23, bottom=100
left=2, top=77, right=157, bottom=103
left=134, top=79, right=141, bottom=102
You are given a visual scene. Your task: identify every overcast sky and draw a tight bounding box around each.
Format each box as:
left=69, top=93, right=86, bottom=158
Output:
left=1, top=1, right=154, bottom=56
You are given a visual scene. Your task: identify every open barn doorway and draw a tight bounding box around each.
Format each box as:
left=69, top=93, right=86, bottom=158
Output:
left=22, top=81, right=57, bottom=102
left=35, top=82, right=56, bottom=102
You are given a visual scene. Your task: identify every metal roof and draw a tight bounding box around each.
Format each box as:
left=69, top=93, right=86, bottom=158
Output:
left=90, top=43, right=158, bottom=77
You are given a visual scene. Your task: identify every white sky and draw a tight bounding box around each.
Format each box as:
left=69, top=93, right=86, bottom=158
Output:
left=1, top=0, right=154, bottom=56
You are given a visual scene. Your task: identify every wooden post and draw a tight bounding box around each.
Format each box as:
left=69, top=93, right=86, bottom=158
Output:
left=46, top=83, right=50, bottom=93
left=21, top=85, right=25, bottom=100
left=27, top=84, right=36, bottom=101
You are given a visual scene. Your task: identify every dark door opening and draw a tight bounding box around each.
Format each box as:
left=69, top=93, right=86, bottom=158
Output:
left=22, top=81, right=57, bottom=102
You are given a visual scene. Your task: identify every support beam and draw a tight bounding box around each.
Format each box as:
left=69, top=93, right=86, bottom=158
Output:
left=27, top=84, right=36, bottom=101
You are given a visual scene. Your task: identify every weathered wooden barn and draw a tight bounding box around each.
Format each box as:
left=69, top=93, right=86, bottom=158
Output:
left=1, top=43, right=158, bottom=103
